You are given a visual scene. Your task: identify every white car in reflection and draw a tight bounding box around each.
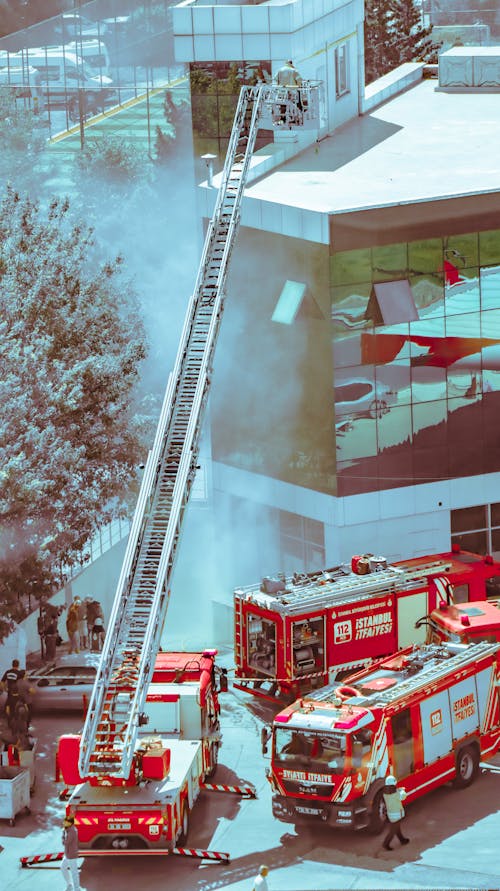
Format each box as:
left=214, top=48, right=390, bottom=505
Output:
left=28, top=653, right=100, bottom=712
left=335, top=378, right=393, bottom=420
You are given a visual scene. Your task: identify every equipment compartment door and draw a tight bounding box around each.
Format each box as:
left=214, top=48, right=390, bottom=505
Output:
left=291, top=616, right=325, bottom=679
left=247, top=613, right=277, bottom=677
left=420, top=690, right=452, bottom=764
left=390, top=708, right=415, bottom=778
left=397, top=591, right=428, bottom=647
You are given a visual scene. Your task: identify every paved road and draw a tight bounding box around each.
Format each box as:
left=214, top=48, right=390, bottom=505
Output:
left=2, top=663, right=500, bottom=890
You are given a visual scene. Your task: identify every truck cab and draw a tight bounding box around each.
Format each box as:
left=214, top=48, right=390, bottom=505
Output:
left=424, top=599, right=500, bottom=645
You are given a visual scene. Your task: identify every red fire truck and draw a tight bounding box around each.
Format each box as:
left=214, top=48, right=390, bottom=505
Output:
left=264, top=640, right=500, bottom=832
left=234, top=548, right=500, bottom=701
left=421, top=598, right=500, bottom=646
left=56, top=651, right=226, bottom=851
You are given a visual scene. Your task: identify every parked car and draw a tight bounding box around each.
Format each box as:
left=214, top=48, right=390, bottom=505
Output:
left=28, top=653, right=100, bottom=712
left=335, top=378, right=393, bottom=420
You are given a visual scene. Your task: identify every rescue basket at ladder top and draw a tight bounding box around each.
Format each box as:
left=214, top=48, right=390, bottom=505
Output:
left=257, top=82, right=322, bottom=130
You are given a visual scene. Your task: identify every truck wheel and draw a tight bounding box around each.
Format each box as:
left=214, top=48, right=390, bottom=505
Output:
left=178, top=803, right=189, bottom=846
left=368, top=789, right=386, bottom=834
left=454, top=745, right=479, bottom=788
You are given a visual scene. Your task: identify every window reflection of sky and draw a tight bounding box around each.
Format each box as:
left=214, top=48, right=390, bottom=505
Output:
left=332, top=244, right=500, bottom=482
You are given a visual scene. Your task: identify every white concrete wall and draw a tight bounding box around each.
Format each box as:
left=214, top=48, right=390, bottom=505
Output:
left=173, top=0, right=364, bottom=133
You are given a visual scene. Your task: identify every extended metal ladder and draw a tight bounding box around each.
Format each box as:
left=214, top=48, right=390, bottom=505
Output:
left=78, top=83, right=321, bottom=779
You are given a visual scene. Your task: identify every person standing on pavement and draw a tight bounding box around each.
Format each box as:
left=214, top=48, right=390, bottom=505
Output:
left=16, top=670, right=34, bottom=724
left=382, top=774, right=409, bottom=850
left=61, top=814, right=83, bottom=891
left=1, top=659, right=23, bottom=719
left=66, top=599, right=80, bottom=654
left=37, top=604, right=47, bottom=660
left=252, top=864, right=270, bottom=890
left=75, top=597, right=88, bottom=649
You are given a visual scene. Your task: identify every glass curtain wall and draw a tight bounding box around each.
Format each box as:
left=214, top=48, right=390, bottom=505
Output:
left=332, top=230, right=500, bottom=496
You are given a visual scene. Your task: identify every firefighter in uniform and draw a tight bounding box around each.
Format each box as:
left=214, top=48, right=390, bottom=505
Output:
left=275, top=60, right=303, bottom=124
left=382, top=774, right=409, bottom=849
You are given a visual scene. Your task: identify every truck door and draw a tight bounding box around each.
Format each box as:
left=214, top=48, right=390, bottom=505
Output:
left=291, top=616, right=325, bottom=679
left=398, top=592, right=428, bottom=647
left=419, top=690, right=452, bottom=763
left=247, top=613, right=277, bottom=677
left=390, top=708, right=414, bottom=778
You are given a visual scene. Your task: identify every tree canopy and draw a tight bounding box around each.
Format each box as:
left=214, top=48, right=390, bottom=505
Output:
left=0, top=186, right=149, bottom=636
left=364, top=0, right=437, bottom=84
left=0, top=88, right=46, bottom=186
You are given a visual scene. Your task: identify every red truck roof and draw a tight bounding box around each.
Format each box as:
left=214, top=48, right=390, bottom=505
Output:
left=396, top=549, right=499, bottom=579
left=152, top=651, right=217, bottom=684
left=433, top=600, right=500, bottom=637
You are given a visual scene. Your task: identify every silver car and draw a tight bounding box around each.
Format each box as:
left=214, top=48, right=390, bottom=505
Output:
left=28, top=653, right=100, bottom=712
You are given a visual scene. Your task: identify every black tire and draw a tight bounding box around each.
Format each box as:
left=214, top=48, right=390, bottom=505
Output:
left=454, top=745, right=479, bottom=788
left=368, top=789, right=386, bottom=834
left=177, top=803, right=189, bottom=846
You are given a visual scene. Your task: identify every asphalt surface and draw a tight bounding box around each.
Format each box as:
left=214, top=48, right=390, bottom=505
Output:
left=1, top=648, right=500, bottom=890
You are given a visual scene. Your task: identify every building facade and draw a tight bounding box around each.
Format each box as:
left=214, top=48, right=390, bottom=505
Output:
left=173, top=2, right=500, bottom=600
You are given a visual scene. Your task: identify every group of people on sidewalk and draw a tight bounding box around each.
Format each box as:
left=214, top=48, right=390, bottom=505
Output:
left=37, top=595, right=105, bottom=660
left=65, top=596, right=105, bottom=654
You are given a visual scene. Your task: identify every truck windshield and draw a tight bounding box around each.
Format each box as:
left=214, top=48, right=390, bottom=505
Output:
left=273, top=728, right=346, bottom=774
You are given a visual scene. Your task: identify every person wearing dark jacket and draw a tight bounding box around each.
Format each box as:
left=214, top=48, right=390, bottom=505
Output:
left=1, top=659, right=23, bottom=719
left=382, top=774, right=409, bottom=850
left=61, top=814, right=83, bottom=890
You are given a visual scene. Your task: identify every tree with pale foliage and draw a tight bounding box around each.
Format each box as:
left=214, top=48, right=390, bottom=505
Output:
left=0, top=187, right=149, bottom=639
left=364, top=0, right=437, bottom=84
left=0, top=88, right=46, bottom=187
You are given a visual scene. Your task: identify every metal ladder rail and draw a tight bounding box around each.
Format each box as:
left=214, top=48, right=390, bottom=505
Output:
left=80, top=87, right=265, bottom=778
left=349, top=642, right=497, bottom=708
left=314, top=641, right=498, bottom=707
left=368, top=642, right=498, bottom=705
left=242, top=562, right=455, bottom=614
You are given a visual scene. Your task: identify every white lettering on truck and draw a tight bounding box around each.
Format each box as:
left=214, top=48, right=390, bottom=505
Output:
left=334, top=620, right=352, bottom=643
left=355, top=612, right=392, bottom=639
left=453, top=692, right=476, bottom=722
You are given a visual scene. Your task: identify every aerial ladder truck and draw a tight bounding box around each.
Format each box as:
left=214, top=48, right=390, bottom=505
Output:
left=41, top=81, right=321, bottom=860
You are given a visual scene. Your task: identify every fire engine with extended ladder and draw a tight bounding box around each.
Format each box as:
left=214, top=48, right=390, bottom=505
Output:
left=234, top=548, right=500, bottom=702
left=26, top=81, right=322, bottom=864
left=263, top=639, right=500, bottom=832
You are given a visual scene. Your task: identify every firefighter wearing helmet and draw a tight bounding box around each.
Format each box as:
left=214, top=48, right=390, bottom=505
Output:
left=382, top=775, right=410, bottom=850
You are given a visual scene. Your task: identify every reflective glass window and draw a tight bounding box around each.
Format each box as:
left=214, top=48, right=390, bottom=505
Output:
left=451, top=505, right=486, bottom=533
left=445, top=233, right=479, bottom=268
left=408, top=238, right=443, bottom=274
left=371, top=243, right=408, bottom=280
left=480, top=265, right=500, bottom=311
left=444, top=268, right=480, bottom=316
left=331, top=249, right=372, bottom=286
left=479, top=230, right=500, bottom=266
left=412, top=399, right=447, bottom=444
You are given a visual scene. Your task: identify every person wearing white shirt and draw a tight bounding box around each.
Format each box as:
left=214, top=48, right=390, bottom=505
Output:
left=252, top=864, right=270, bottom=890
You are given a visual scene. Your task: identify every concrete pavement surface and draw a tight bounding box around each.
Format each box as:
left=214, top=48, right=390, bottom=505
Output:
left=1, top=650, right=500, bottom=889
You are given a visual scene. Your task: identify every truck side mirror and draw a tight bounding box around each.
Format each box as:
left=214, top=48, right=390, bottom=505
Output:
left=219, top=669, right=228, bottom=693
left=261, top=726, right=271, bottom=755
